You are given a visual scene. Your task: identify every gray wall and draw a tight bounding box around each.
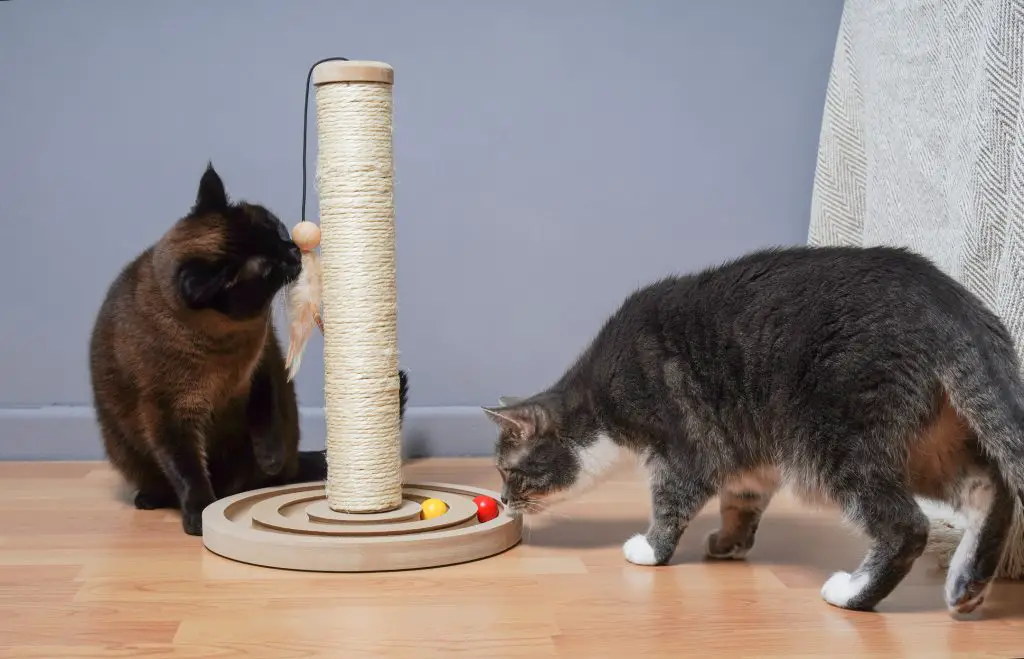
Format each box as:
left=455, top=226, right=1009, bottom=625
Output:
left=0, top=0, right=844, bottom=459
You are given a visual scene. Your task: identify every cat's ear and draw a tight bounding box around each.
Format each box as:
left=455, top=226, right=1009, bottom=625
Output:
left=482, top=401, right=554, bottom=440
left=176, top=258, right=230, bottom=309
left=193, top=161, right=229, bottom=214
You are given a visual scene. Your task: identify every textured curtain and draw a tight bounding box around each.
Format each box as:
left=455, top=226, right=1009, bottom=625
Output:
left=808, top=0, right=1024, bottom=577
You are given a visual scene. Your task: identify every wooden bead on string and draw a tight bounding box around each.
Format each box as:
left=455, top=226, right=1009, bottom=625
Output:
left=292, top=220, right=321, bottom=251
left=284, top=220, right=324, bottom=381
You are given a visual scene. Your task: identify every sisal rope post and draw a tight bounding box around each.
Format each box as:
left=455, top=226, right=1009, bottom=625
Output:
left=313, top=60, right=403, bottom=513
left=199, top=59, right=520, bottom=572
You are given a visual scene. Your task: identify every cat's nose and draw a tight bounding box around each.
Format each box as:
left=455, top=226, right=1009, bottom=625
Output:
left=500, top=493, right=508, bottom=505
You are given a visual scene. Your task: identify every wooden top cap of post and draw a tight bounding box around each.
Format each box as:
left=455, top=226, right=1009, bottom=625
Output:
left=313, top=60, right=394, bottom=85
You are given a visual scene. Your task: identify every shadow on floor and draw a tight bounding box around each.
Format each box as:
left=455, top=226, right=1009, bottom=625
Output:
left=521, top=511, right=867, bottom=568
left=520, top=510, right=1024, bottom=617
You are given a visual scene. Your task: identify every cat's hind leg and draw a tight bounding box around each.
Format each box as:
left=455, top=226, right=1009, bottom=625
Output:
left=820, top=483, right=930, bottom=611
left=937, top=358, right=1024, bottom=618
left=943, top=466, right=1015, bottom=619
left=98, top=412, right=181, bottom=511
left=704, top=467, right=780, bottom=560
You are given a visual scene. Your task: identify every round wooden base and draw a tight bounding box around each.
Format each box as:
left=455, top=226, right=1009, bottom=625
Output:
left=201, top=481, right=523, bottom=572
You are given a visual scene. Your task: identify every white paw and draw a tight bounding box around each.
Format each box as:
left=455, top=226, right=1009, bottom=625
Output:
left=945, top=575, right=991, bottom=620
left=820, top=570, right=869, bottom=608
left=623, top=534, right=658, bottom=565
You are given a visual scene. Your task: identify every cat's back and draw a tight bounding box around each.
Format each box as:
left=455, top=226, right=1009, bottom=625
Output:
left=593, top=245, right=1008, bottom=363
left=692, top=245, right=941, bottom=300
left=634, top=245, right=992, bottom=324
left=89, top=247, right=163, bottom=398
left=720, top=245, right=1002, bottom=333
left=91, top=247, right=147, bottom=359
left=90, top=246, right=268, bottom=402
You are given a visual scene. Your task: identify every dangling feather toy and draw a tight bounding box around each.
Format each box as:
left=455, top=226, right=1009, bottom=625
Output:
left=284, top=220, right=324, bottom=381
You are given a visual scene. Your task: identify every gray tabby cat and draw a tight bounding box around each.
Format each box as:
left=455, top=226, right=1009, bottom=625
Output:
left=483, top=245, right=1024, bottom=619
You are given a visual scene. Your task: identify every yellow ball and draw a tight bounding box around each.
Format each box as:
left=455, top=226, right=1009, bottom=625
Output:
left=291, top=221, right=321, bottom=251
left=420, top=498, right=448, bottom=520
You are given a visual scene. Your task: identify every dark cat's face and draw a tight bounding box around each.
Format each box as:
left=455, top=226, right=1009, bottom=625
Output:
left=483, top=394, right=621, bottom=514
left=171, top=164, right=302, bottom=320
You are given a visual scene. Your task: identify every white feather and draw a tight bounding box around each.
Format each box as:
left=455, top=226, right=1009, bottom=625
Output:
left=284, top=250, right=323, bottom=381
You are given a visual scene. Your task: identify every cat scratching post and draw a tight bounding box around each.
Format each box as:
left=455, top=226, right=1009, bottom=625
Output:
left=201, top=60, right=521, bottom=571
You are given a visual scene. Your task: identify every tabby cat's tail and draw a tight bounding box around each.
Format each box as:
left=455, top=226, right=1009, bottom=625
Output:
left=398, top=368, right=409, bottom=423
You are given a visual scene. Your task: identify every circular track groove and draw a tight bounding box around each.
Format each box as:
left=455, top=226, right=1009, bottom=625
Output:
left=202, top=482, right=522, bottom=572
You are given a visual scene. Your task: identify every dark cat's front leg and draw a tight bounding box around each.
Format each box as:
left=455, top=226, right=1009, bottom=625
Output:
left=624, top=457, right=716, bottom=566
left=247, top=357, right=287, bottom=476
left=148, top=409, right=216, bottom=536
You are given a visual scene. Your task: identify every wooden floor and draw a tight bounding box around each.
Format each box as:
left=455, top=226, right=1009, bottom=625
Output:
left=1, top=460, right=1023, bottom=658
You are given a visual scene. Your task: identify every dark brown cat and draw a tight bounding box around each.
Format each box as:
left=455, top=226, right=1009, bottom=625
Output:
left=89, top=164, right=336, bottom=535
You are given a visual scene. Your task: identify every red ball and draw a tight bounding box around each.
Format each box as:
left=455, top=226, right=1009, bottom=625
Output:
left=472, top=495, right=499, bottom=523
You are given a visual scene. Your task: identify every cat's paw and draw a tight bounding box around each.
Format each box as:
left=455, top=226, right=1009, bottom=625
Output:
left=181, top=510, right=204, bottom=536
left=703, top=530, right=750, bottom=560
left=133, top=490, right=176, bottom=510
left=945, top=574, right=990, bottom=620
left=820, top=571, right=871, bottom=610
left=623, top=534, right=659, bottom=566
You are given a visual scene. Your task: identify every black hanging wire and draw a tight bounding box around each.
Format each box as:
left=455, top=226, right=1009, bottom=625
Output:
left=301, top=57, right=349, bottom=223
